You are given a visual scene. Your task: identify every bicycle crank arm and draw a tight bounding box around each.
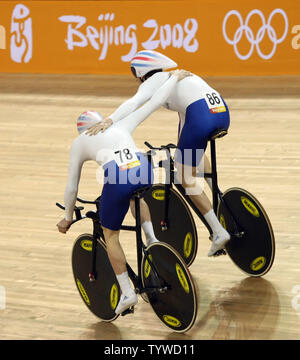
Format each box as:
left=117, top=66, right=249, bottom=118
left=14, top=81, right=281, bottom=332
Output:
left=235, top=231, right=245, bottom=238
left=141, top=285, right=169, bottom=295
left=121, top=307, right=135, bottom=316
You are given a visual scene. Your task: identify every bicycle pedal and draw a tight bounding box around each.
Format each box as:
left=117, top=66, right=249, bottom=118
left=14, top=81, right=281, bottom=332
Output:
left=160, top=220, right=168, bottom=231
left=88, top=272, right=96, bottom=282
left=121, top=306, right=134, bottom=316
left=214, top=249, right=227, bottom=257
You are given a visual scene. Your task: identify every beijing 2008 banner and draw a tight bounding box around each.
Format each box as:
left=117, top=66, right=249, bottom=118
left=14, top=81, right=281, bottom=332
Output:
left=0, top=0, right=299, bottom=75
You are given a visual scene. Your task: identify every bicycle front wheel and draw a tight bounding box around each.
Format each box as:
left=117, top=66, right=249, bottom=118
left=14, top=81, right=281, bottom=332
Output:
left=141, top=242, right=197, bottom=333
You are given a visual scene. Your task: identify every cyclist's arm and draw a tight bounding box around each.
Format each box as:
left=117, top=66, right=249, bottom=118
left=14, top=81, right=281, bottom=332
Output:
left=64, top=139, right=85, bottom=221
left=109, top=72, right=170, bottom=124
left=118, top=71, right=185, bottom=134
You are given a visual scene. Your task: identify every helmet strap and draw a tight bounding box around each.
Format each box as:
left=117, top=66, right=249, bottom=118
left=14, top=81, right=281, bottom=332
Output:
left=142, top=69, right=163, bottom=82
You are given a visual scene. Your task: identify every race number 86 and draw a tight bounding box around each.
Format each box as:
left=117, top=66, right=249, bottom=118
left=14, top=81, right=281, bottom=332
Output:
left=206, top=92, right=221, bottom=106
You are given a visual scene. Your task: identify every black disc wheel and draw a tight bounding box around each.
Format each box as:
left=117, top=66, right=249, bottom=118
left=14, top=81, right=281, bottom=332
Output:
left=72, top=234, right=120, bottom=321
left=217, top=188, right=275, bottom=277
left=143, top=184, right=198, bottom=266
left=141, top=242, right=197, bottom=333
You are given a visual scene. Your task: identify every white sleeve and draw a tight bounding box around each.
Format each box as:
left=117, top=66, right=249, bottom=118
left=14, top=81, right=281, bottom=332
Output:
left=109, top=72, right=170, bottom=123
left=117, top=74, right=178, bottom=134
left=64, top=139, right=85, bottom=221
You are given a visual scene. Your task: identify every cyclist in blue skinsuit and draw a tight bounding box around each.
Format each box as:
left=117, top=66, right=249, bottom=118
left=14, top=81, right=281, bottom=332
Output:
left=57, top=70, right=190, bottom=315
left=87, top=50, right=231, bottom=257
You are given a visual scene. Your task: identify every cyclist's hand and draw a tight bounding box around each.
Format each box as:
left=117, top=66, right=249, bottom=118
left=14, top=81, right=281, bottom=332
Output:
left=170, top=69, right=193, bottom=81
left=86, top=118, right=113, bottom=135
left=57, top=218, right=72, bottom=233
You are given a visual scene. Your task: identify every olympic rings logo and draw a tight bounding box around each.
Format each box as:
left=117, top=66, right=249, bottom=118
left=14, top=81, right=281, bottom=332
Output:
left=222, top=9, right=289, bottom=60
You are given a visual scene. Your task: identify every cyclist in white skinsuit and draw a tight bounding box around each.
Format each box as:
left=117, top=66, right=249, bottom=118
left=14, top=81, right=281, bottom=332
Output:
left=56, top=70, right=189, bottom=315
left=87, top=50, right=231, bottom=257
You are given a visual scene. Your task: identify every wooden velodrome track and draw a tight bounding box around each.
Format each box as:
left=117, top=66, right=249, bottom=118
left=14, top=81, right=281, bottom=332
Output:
left=0, top=73, right=300, bottom=340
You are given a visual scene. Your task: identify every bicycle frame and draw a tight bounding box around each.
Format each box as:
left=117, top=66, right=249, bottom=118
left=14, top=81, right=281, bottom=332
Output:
left=147, top=139, right=244, bottom=238
left=154, top=140, right=219, bottom=236
left=56, top=192, right=168, bottom=298
left=122, top=194, right=168, bottom=296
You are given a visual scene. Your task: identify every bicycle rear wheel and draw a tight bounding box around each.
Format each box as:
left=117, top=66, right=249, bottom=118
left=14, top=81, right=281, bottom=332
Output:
left=143, top=184, right=198, bottom=266
left=141, top=242, right=197, bottom=333
left=72, top=233, right=120, bottom=321
left=217, top=187, right=275, bottom=277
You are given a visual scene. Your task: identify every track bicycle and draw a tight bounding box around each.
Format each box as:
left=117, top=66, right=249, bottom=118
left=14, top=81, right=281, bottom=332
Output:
left=143, top=128, right=275, bottom=277
left=56, top=186, right=197, bottom=332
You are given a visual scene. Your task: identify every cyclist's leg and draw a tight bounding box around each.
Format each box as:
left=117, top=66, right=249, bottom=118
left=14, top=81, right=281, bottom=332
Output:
left=130, top=198, right=159, bottom=246
left=175, top=162, right=230, bottom=256
left=100, top=154, right=153, bottom=313
left=176, top=99, right=230, bottom=255
left=100, top=186, right=138, bottom=314
left=103, top=228, right=126, bottom=274
left=100, top=163, right=139, bottom=314
left=128, top=153, right=157, bottom=246
left=175, top=161, right=211, bottom=213
left=175, top=159, right=229, bottom=255
left=102, top=226, right=138, bottom=314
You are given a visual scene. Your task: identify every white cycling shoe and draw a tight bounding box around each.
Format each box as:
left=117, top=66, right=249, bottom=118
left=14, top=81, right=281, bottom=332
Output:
left=208, top=230, right=230, bottom=257
left=115, top=292, right=138, bottom=315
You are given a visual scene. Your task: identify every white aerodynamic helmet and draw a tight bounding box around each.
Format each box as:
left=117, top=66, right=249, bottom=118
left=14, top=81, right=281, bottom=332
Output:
left=130, top=50, right=177, bottom=79
left=77, top=110, right=103, bottom=134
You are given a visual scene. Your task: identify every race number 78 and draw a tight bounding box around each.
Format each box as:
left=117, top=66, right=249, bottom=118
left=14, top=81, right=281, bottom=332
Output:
left=114, top=148, right=133, bottom=164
